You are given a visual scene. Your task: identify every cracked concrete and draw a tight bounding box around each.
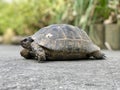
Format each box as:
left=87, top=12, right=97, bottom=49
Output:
left=0, top=45, right=120, bottom=90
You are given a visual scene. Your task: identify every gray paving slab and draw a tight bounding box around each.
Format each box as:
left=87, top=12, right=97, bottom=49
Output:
left=0, top=45, right=120, bottom=90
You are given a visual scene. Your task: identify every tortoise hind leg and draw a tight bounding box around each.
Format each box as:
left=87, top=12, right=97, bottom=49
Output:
left=20, top=49, right=35, bottom=59
left=90, top=51, right=106, bottom=59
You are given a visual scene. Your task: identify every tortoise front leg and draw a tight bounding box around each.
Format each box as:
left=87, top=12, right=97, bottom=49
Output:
left=20, top=49, right=35, bottom=59
left=31, top=42, right=46, bottom=63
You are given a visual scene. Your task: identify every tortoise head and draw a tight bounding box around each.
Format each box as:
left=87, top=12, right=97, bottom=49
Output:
left=21, top=37, right=34, bottom=49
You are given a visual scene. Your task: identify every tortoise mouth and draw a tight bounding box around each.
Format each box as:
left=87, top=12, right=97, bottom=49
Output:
left=21, top=41, right=32, bottom=50
left=20, top=37, right=34, bottom=49
left=20, top=40, right=27, bottom=48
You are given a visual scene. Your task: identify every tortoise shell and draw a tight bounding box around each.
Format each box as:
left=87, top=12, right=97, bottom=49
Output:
left=31, top=24, right=100, bottom=53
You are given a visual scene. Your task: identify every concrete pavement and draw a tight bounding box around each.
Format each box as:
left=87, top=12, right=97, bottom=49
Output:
left=0, top=45, right=120, bottom=90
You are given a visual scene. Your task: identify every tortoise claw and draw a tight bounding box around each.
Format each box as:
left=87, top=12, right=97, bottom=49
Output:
left=37, top=55, right=46, bottom=63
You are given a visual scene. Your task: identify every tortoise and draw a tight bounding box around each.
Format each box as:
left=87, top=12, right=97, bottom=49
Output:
left=20, top=24, right=105, bottom=63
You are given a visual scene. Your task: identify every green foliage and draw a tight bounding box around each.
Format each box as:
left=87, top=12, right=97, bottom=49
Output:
left=60, top=0, right=111, bottom=28
left=55, top=0, right=93, bottom=28
left=0, top=0, right=112, bottom=35
left=74, top=0, right=94, bottom=28
left=0, top=0, right=66, bottom=35
left=91, top=0, right=111, bottom=23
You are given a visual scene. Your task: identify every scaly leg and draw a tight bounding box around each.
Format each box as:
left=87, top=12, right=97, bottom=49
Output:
left=31, top=42, right=46, bottom=63
left=20, top=49, right=35, bottom=59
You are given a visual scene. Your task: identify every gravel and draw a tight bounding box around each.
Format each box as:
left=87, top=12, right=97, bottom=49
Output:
left=0, top=45, right=120, bottom=90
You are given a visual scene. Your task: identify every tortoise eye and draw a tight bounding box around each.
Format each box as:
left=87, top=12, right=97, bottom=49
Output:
left=28, top=37, right=34, bottom=42
left=23, top=39, right=27, bottom=42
